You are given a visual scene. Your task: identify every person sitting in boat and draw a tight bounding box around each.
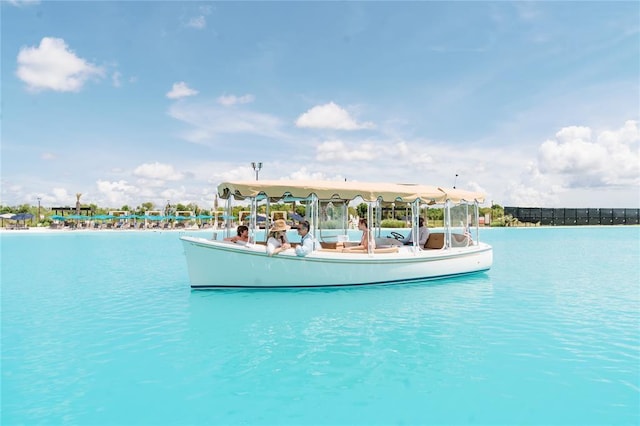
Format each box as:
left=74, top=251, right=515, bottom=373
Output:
left=295, top=220, right=318, bottom=257
left=401, top=217, right=429, bottom=246
left=224, top=225, right=249, bottom=244
left=343, top=218, right=376, bottom=252
left=267, top=219, right=291, bottom=256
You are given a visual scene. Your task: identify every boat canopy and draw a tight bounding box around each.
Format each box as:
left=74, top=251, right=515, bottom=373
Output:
left=218, top=180, right=485, bottom=204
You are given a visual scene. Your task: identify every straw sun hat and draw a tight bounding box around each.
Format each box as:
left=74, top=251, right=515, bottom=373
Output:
left=270, top=219, right=290, bottom=232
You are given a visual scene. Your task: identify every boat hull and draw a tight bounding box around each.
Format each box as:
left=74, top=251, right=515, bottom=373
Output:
left=180, top=236, right=493, bottom=288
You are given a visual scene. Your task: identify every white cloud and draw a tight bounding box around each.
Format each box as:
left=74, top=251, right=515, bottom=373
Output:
left=6, top=0, right=40, bottom=7
left=96, top=180, right=138, bottom=206
left=41, top=152, right=56, bottom=160
left=187, top=16, right=206, bottom=29
left=186, top=5, right=212, bottom=29
left=287, top=167, right=332, bottom=181
left=537, top=120, right=639, bottom=187
left=296, top=102, right=374, bottom=130
left=168, top=101, right=285, bottom=142
left=51, top=187, right=72, bottom=204
left=315, top=139, right=432, bottom=166
left=217, top=94, right=255, bottom=106
left=133, top=162, right=184, bottom=181
left=16, top=37, right=105, bottom=92
left=495, top=120, right=640, bottom=207
left=504, top=181, right=564, bottom=207
left=316, top=140, right=378, bottom=161
left=166, top=82, right=198, bottom=99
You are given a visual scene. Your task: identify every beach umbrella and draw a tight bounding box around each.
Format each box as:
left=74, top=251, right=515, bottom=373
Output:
left=12, top=213, right=34, bottom=221
left=8, top=213, right=34, bottom=227
left=289, top=212, right=304, bottom=222
left=196, top=214, right=212, bottom=225
left=67, top=214, right=91, bottom=221
left=220, top=215, right=236, bottom=220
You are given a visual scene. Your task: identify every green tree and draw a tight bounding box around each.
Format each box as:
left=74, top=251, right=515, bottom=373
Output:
left=491, top=204, right=504, bottom=219
left=141, top=202, right=154, bottom=212
left=356, top=203, right=368, bottom=218
left=427, top=208, right=444, bottom=221
left=271, top=203, right=291, bottom=212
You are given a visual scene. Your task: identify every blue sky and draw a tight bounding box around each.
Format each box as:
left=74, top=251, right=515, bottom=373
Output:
left=2, top=1, right=638, bottom=210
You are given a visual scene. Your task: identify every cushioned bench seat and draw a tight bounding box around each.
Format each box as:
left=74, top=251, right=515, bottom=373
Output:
left=424, top=233, right=445, bottom=249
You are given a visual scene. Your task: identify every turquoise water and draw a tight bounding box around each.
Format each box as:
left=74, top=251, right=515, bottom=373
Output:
left=2, top=227, right=639, bottom=425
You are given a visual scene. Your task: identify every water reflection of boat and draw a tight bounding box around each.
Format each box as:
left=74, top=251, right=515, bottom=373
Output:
left=181, top=180, right=493, bottom=289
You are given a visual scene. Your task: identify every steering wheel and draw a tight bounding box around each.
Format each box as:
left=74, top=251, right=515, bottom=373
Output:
left=390, top=231, right=405, bottom=240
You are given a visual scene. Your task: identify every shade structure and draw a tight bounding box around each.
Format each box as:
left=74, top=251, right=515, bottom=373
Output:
left=218, top=180, right=485, bottom=203
left=11, top=213, right=34, bottom=221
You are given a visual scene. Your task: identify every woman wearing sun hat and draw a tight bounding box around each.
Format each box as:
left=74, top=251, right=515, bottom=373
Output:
left=267, top=219, right=291, bottom=256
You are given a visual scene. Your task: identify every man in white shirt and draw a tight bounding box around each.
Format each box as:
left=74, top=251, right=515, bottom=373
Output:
left=295, top=220, right=318, bottom=257
left=401, top=217, right=430, bottom=246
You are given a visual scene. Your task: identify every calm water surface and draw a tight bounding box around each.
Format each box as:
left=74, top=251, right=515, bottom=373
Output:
left=2, top=227, right=639, bottom=425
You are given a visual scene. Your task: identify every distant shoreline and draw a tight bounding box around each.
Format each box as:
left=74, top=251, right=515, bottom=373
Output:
left=1, top=224, right=638, bottom=236
left=0, top=227, right=217, bottom=234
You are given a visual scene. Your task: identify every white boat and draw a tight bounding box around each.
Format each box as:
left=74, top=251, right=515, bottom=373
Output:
left=180, top=180, right=493, bottom=289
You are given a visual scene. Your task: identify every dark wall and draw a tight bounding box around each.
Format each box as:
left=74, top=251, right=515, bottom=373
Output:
left=504, top=207, right=640, bottom=225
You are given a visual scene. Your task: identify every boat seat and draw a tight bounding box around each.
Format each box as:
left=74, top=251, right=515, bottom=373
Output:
left=424, top=233, right=445, bottom=249
left=320, top=242, right=337, bottom=250
left=451, top=234, right=471, bottom=247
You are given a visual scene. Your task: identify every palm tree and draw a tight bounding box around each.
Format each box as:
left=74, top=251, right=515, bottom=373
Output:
left=75, top=193, right=82, bottom=215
